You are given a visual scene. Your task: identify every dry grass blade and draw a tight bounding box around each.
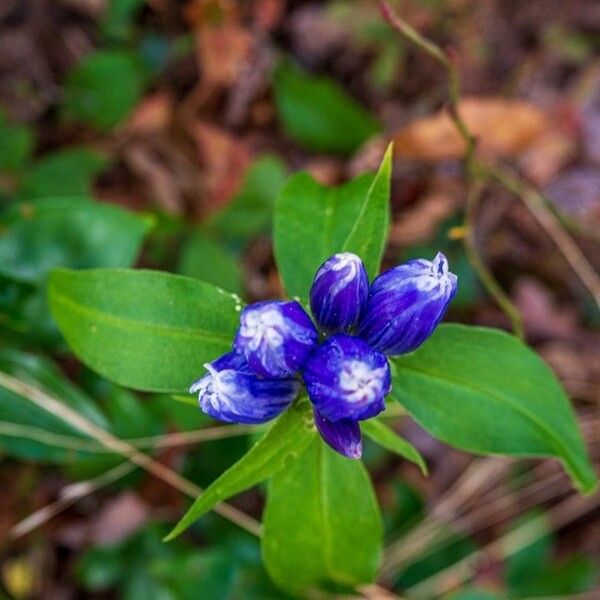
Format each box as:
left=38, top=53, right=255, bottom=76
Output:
left=0, top=371, right=262, bottom=538
left=0, top=420, right=256, bottom=454
left=404, top=491, right=600, bottom=597
left=381, top=457, right=509, bottom=579
left=381, top=457, right=582, bottom=584
left=491, top=165, right=600, bottom=309
left=9, top=462, right=137, bottom=539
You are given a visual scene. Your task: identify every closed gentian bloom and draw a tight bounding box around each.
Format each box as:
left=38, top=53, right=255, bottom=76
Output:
left=234, top=300, right=318, bottom=378
left=190, top=351, right=300, bottom=424
left=310, top=252, right=369, bottom=333
left=303, top=334, right=391, bottom=422
left=314, top=409, right=362, bottom=459
left=357, top=252, right=457, bottom=356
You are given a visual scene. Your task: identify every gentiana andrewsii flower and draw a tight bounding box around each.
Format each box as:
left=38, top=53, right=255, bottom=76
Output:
left=313, top=409, right=362, bottom=459
left=310, top=252, right=368, bottom=333
left=190, top=252, right=456, bottom=459
left=302, top=334, right=390, bottom=422
left=234, top=300, right=317, bottom=378
left=357, top=252, right=457, bottom=356
left=190, top=351, right=300, bottom=424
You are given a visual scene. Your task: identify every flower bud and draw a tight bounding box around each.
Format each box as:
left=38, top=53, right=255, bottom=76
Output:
left=357, top=252, right=457, bottom=356
left=234, top=300, right=318, bottom=378
left=310, top=252, right=369, bottom=333
left=314, top=409, right=362, bottom=459
left=303, top=334, right=390, bottom=422
left=190, top=351, right=300, bottom=424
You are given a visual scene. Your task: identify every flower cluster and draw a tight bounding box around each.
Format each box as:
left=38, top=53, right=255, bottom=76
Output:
left=190, top=252, right=457, bottom=459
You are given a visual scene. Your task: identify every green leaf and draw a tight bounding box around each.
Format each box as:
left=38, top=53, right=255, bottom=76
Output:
left=0, top=349, right=109, bottom=463
left=506, top=511, right=598, bottom=596
left=361, top=417, right=427, bottom=474
left=206, top=156, right=287, bottom=244
left=391, top=324, right=597, bottom=493
left=0, top=198, right=152, bottom=284
left=273, top=60, right=380, bottom=154
left=262, top=437, right=383, bottom=593
left=274, top=172, right=369, bottom=300
left=274, top=148, right=391, bottom=299
left=178, top=232, right=242, bottom=295
left=100, top=0, right=145, bottom=43
left=397, top=532, right=476, bottom=589
left=0, top=114, right=34, bottom=173
left=165, top=401, right=316, bottom=541
left=274, top=146, right=392, bottom=299
left=48, top=268, right=241, bottom=392
left=19, top=149, right=108, bottom=200
left=341, top=142, right=392, bottom=279
left=63, top=50, right=147, bottom=130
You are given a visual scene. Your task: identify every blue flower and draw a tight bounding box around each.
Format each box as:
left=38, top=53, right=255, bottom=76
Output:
left=190, top=351, right=300, bottom=424
left=303, top=334, right=391, bottom=422
left=357, top=252, right=457, bottom=356
left=190, top=250, right=456, bottom=461
left=234, top=300, right=318, bottom=378
left=313, top=409, right=362, bottom=459
left=310, top=252, right=369, bottom=333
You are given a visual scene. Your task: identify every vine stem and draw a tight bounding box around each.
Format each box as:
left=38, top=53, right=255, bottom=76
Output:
left=463, top=178, right=525, bottom=339
left=379, top=1, right=600, bottom=335
left=379, top=0, right=523, bottom=338
left=378, top=0, right=476, bottom=168
left=0, top=371, right=262, bottom=538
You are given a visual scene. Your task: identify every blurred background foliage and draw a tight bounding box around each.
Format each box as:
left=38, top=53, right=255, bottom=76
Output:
left=0, top=0, right=599, bottom=598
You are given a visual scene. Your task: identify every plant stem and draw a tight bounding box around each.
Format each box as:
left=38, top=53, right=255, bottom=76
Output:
left=379, top=1, right=525, bottom=339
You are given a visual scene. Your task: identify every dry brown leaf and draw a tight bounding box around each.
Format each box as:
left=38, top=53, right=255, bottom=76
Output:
left=305, top=158, right=343, bottom=186
left=188, top=1, right=252, bottom=89
left=390, top=192, right=457, bottom=246
left=197, top=22, right=252, bottom=88
left=125, top=92, right=173, bottom=134
left=89, top=492, right=150, bottom=545
left=514, top=277, right=578, bottom=339
left=393, top=97, right=550, bottom=161
left=519, top=129, right=576, bottom=186
left=251, top=0, right=285, bottom=32
left=194, top=120, right=252, bottom=209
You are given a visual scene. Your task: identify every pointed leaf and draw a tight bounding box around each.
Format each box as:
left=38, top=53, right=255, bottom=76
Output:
left=262, top=437, right=382, bottom=593
left=48, top=269, right=241, bottom=393
left=362, top=418, right=427, bottom=474
left=274, top=147, right=391, bottom=300
left=165, top=401, right=315, bottom=541
left=391, top=324, right=597, bottom=493
left=177, top=232, right=242, bottom=294
left=0, top=198, right=152, bottom=283
left=341, top=142, right=392, bottom=279
left=273, top=60, right=380, bottom=154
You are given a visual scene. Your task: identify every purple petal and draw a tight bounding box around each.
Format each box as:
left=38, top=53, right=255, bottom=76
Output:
left=234, top=300, right=318, bottom=378
left=190, top=351, right=300, bottom=424
left=357, top=252, right=457, bottom=356
left=302, top=334, right=390, bottom=422
left=314, top=410, right=362, bottom=459
left=310, top=252, right=369, bottom=333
